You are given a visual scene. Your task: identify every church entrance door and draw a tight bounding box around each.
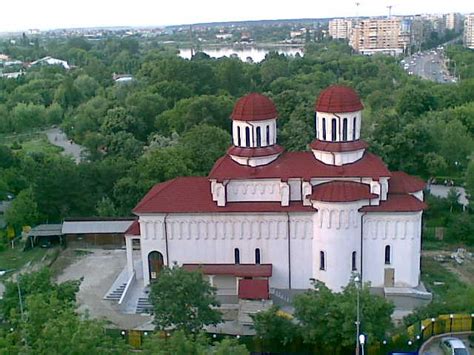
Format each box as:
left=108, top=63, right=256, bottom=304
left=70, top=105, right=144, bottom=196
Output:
left=384, top=268, right=395, bottom=287
left=148, top=251, right=164, bottom=281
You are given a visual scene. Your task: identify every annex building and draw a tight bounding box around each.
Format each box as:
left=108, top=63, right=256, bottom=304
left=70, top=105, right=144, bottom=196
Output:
left=123, top=85, right=428, bottom=305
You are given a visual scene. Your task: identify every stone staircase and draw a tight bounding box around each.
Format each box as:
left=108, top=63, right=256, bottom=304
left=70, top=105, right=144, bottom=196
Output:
left=238, top=299, right=272, bottom=325
left=105, top=283, right=126, bottom=301
left=136, top=297, right=153, bottom=314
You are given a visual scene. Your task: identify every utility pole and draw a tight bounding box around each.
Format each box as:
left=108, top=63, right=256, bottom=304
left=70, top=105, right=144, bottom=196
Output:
left=17, top=280, right=24, bottom=321
left=355, top=275, right=361, bottom=355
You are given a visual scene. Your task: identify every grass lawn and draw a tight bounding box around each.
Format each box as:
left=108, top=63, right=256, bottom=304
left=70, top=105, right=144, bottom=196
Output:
left=0, top=244, right=49, bottom=280
left=420, top=256, right=466, bottom=301
left=0, top=130, right=62, bottom=156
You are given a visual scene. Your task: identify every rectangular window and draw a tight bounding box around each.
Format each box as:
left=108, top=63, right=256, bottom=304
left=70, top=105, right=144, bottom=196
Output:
left=320, top=251, right=326, bottom=270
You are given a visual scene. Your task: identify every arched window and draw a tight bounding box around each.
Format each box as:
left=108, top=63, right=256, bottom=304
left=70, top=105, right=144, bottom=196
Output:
left=234, top=248, right=240, bottom=264
left=352, top=251, right=357, bottom=271
left=353, top=117, right=357, bottom=140
left=320, top=251, right=326, bottom=270
left=266, top=125, right=270, bottom=146
left=385, top=245, right=391, bottom=265
left=245, top=127, right=250, bottom=147
left=331, top=118, right=337, bottom=141
left=237, top=126, right=241, bottom=146
left=256, top=126, right=262, bottom=147
left=255, top=248, right=261, bottom=264
left=322, top=118, right=327, bottom=140
left=343, top=118, right=348, bottom=141
left=315, top=114, right=319, bottom=139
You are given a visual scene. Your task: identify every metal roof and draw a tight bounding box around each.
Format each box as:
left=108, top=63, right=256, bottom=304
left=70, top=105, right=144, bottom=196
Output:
left=28, top=224, right=63, bottom=237
left=62, top=220, right=134, bottom=234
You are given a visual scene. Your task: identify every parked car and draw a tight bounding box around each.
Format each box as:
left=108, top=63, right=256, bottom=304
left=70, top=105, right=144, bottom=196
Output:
left=440, top=337, right=470, bottom=355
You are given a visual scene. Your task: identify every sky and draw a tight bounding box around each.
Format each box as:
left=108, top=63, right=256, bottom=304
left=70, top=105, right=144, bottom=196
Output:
left=0, top=0, right=472, bottom=32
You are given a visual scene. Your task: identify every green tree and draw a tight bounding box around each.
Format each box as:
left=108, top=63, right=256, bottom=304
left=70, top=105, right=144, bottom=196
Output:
left=293, top=280, right=393, bottom=352
left=149, top=266, right=222, bottom=333
left=252, top=305, right=299, bottom=350
left=180, top=124, right=231, bottom=175
left=4, top=187, right=39, bottom=230
left=95, top=196, right=118, bottom=217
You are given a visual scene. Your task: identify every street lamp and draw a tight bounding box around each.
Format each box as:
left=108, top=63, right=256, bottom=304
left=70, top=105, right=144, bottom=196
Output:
left=354, top=275, right=361, bottom=355
left=359, top=334, right=366, bottom=355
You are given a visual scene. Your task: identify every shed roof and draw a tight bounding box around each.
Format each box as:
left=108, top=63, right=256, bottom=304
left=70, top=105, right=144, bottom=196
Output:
left=62, top=220, right=134, bottom=234
left=28, top=224, right=63, bottom=237
left=182, top=263, right=272, bottom=277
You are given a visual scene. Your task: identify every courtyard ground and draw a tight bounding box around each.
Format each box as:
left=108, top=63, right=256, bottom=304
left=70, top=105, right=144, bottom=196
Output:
left=55, top=248, right=153, bottom=329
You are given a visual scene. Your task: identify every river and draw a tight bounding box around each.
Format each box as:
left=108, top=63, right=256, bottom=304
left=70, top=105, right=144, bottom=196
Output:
left=179, top=46, right=303, bottom=63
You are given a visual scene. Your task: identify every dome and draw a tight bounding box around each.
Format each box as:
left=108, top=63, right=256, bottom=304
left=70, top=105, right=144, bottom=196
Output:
left=231, top=93, right=278, bottom=121
left=315, top=85, right=364, bottom=113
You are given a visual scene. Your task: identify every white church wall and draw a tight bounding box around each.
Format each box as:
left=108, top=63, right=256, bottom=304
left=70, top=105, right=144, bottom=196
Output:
left=315, top=111, right=362, bottom=142
left=363, top=212, right=422, bottom=288
left=411, top=190, right=424, bottom=201
left=311, top=149, right=365, bottom=166
left=227, top=179, right=282, bottom=202
left=138, top=213, right=314, bottom=289
left=288, top=179, right=302, bottom=201
left=311, top=201, right=366, bottom=291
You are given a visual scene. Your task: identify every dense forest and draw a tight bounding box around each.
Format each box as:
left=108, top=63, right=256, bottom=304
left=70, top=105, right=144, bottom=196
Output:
left=1, top=36, right=474, bottom=231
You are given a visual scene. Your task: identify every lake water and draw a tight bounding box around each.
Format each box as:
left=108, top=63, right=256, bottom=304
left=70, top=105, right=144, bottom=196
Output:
left=179, top=46, right=303, bottom=63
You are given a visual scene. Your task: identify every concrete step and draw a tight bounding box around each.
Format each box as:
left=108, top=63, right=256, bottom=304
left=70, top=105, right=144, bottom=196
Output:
left=136, top=297, right=153, bottom=314
left=104, top=283, right=127, bottom=301
left=238, top=300, right=272, bottom=325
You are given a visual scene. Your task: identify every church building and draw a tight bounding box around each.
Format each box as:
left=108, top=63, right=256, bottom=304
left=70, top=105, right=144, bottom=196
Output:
left=125, top=85, right=427, bottom=302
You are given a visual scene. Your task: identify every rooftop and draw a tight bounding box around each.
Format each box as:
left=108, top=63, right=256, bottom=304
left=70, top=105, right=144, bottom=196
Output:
left=316, top=85, right=364, bottom=113
left=231, top=93, right=278, bottom=121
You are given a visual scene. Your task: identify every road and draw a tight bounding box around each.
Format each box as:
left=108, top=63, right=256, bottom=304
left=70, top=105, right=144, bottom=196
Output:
left=401, top=48, right=457, bottom=84
left=421, top=334, right=472, bottom=355
left=45, top=127, right=84, bottom=164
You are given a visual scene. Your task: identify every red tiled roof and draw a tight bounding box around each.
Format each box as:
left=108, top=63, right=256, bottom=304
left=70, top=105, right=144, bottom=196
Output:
left=227, top=144, right=284, bottom=158
left=125, top=220, right=140, bottom=235
left=309, top=139, right=368, bottom=152
left=182, top=263, right=272, bottom=277
left=231, top=93, right=278, bottom=121
left=209, top=151, right=391, bottom=181
left=238, top=279, right=270, bottom=300
left=360, top=194, right=427, bottom=213
left=310, top=181, right=377, bottom=202
left=133, top=177, right=314, bottom=214
left=316, top=85, right=364, bottom=113
left=389, top=171, right=426, bottom=194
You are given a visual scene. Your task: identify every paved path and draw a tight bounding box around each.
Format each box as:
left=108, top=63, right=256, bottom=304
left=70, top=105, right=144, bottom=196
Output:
left=427, top=184, right=468, bottom=207
left=45, top=128, right=84, bottom=163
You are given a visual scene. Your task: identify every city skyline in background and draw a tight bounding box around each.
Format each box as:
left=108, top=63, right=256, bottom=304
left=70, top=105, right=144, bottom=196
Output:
left=0, top=0, right=472, bottom=32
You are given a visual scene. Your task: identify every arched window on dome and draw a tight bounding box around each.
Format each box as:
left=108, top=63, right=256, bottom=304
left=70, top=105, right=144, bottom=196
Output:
left=384, top=245, right=391, bottom=265
left=322, top=118, right=327, bottom=140
left=352, top=251, right=357, bottom=271
left=315, top=114, right=319, bottom=139
left=343, top=118, right=348, bottom=141
left=256, top=126, right=262, bottom=147
left=266, top=125, right=270, bottom=146
left=234, top=248, right=240, bottom=264
left=331, top=118, right=337, bottom=141
left=353, top=116, right=357, bottom=140
left=237, top=126, right=241, bottom=146
left=319, top=251, right=326, bottom=270
left=245, top=127, right=250, bottom=147
left=255, top=248, right=261, bottom=264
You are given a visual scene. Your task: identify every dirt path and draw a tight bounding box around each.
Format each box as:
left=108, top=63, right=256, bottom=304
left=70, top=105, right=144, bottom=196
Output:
left=422, top=249, right=474, bottom=285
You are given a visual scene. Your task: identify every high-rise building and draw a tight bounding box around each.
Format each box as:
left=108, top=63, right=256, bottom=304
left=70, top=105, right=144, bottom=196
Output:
left=350, top=18, right=406, bottom=56
left=446, top=12, right=462, bottom=32
left=464, top=14, right=474, bottom=49
left=329, top=18, right=353, bottom=40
